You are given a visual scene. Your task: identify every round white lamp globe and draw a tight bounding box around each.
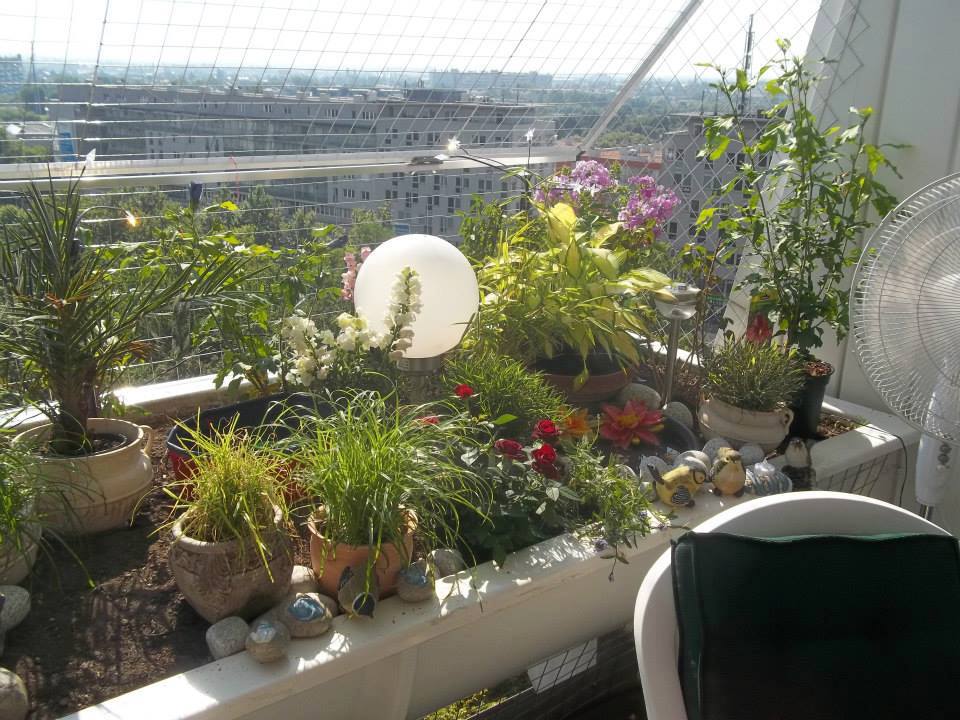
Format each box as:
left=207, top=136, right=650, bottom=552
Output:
left=354, top=234, right=479, bottom=361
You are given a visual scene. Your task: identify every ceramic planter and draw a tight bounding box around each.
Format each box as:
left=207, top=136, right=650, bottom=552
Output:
left=307, top=509, right=416, bottom=599
left=699, top=396, right=794, bottom=452
left=535, top=352, right=632, bottom=404
left=0, top=524, right=40, bottom=585
left=168, top=508, right=293, bottom=624
left=15, top=418, right=154, bottom=535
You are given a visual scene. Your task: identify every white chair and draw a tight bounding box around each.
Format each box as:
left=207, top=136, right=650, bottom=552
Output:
left=633, top=491, right=949, bottom=720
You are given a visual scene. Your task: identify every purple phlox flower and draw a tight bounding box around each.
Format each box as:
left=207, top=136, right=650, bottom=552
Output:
left=569, top=160, right=616, bottom=193
left=618, top=185, right=680, bottom=235
left=341, top=252, right=358, bottom=300
left=627, top=175, right=657, bottom=199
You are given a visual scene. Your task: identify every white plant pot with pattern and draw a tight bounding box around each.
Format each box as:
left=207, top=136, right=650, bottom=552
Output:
left=699, top=395, right=794, bottom=452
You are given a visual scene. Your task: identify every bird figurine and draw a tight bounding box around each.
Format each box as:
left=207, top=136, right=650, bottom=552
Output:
left=649, top=464, right=706, bottom=508
left=783, top=437, right=816, bottom=490
left=711, top=447, right=746, bottom=497
left=337, top=564, right=379, bottom=619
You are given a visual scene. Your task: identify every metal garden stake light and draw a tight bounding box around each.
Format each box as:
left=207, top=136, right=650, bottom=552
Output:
left=653, top=283, right=700, bottom=405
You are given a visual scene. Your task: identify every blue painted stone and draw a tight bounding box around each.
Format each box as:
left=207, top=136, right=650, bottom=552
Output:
left=283, top=593, right=332, bottom=637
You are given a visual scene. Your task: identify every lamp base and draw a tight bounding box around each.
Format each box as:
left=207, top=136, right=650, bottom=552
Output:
left=395, top=355, right=446, bottom=375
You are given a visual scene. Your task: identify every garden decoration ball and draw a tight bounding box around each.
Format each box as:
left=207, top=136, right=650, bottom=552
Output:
left=711, top=448, right=747, bottom=497
left=354, top=234, right=479, bottom=359
left=337, top=564, right=379, bottom=619
left=649, top=464, right=706, bottom=508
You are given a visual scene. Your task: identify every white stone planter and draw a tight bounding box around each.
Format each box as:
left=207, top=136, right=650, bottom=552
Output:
left=699, top=395, right=794, bottom=452
left=53, top=390, right=920, bottom=720
left=15, top=418, right=154, bottom=535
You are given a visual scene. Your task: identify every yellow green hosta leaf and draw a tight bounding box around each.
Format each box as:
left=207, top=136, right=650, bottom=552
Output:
left=592, top=222, right=622, bottom=246
left=543, top=202, right=576, bottom=245
left=564, top=238, right=581, bottom=276
left=585, top=247, right=620, bottom=280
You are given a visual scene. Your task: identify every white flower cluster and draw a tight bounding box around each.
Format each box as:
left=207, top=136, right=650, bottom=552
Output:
left=281, top=266, right=422, bottom=389
left=386, top=267, right=422, bottom=361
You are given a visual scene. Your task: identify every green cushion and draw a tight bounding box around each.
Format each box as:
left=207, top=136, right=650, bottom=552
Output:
left=671, top=532, right=960, bottom=720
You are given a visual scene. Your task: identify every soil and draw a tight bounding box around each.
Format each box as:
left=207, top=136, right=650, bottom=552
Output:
left=39, top=433, right=131, bottom=458
left=804, top=359, right=834, bottom=378
left=817, top=411, right=863, bottom=439
left=4, top=412, right=311, bottom=719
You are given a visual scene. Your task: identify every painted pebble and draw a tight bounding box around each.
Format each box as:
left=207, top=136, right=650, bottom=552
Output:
left=282, top=593, right=332, bottom=638
left=397, top=560, right=434, bottom=603
left=245, top=620, right=291, bottom=663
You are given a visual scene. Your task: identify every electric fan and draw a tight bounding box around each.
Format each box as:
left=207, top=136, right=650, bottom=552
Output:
left=851, top=172, right=960, bottom=519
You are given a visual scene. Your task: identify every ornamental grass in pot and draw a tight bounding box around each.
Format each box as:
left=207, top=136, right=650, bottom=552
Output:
left=291, top=390, right=490, bottom=603
left=0, top=176, right=251, bottom=533
left=0, top=435, right=44, bottom=584
left=700, top=335, right=804, bottom=452
left=163, top=421, right=293, bottom=624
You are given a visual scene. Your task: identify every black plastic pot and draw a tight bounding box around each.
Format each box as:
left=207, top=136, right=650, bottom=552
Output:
left=166, top=393, right=326, bottom=480
left=789, top=364, right=834, bottom=439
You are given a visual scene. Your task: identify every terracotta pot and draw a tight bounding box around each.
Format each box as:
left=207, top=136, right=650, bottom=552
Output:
left=169, top=508, right=292, bottom=623
left=307, top=509, right=415, bottom=599
left=699, top=395, right=794, bottom=452
left=15, top=418, right=154, bottom=535
left=0, top=523, right=40, bottom=585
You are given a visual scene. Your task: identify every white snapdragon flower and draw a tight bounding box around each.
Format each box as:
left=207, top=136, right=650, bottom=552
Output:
left=336, top=312, right=354, bottom=330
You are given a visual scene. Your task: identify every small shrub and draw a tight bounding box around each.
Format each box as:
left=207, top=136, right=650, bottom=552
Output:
left=704, top=336, right=804, bottom=412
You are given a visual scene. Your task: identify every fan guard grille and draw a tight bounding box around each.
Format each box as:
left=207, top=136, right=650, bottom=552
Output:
left=852, top=172, right=960, bottom=443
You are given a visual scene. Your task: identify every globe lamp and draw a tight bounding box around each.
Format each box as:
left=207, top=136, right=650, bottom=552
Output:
left=354, top=234, right=479, bottom=372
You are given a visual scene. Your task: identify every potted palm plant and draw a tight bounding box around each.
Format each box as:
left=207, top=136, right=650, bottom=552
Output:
left=165, top=420, right=293, bottom=623
left=476, top=201, right=670, bottom=402
left=699, top=335, right=805, bottom=451
left=0, top=176, right=250, bottom=533
left=699, top=41, right=900, bottom=436
left=293, top=390, right=489, bottom=606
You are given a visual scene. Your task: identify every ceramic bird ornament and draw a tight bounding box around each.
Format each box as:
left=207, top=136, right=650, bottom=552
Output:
left=783, top=437, right=816, bottom=490
left=337, top=564, right=379, bottom=619
left=711, top=447, right=746, bottom=497
left=649, top=464, right=706, bottom=508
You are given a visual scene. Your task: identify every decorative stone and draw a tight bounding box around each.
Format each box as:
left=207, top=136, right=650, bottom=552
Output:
left=675, top=450, right=710, bottom=469
left=427, top=548, right=466, bottom=578
left=206, top=616, right=249, bottom=660
left=397, top=561, right=434, bottom=603
left=739, top=443, right=766, bottom=466
left=0, top=587, right=29, bottom=633
left=616, top=464, right=638, bottom=482
left=662, top=401, right=694, bottom=429
left=661, top=447, right=680, bottom=465
left=282, top=593, right=332, bottom=638
left=289, top=565, right=320, bottom=595
left=746, top=462, right=793, bottom=496
left=0, top=668, right=28, bottom=720
left=245, top=620, right=290, bottom=663
left=702, top=437, right=732, bottom=461
left=616, top=383, right=661, bottom=410
left=637, top=455, right=669, bottom=483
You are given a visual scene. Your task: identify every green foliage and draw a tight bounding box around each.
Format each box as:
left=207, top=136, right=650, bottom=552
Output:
left=457, top=194, right=526, bottom=264
left=443, top=350, right=569, bottom=435
left=347, top=202, right=393, bottom=248
left=699, top=43, right=901, bottom=356
left=475, top=202, right=670, bottom=381
left=0, top=176, right=252, bottom=454
left=703, top=335, right=804, bottom=412
left=291, top=390, right=491, bottom=576
left=161, top=418, right=291, bottom=576
left=0, top=431, right=41, bottom=553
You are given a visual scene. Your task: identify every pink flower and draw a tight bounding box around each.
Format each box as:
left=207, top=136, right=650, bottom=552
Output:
left=746, top=313, right=773, bottom=344
left=416, top=415, right=439, bottom=426
left=599, top=400, right=664, bottom=449
left=360, top=246, right=372, bottom=261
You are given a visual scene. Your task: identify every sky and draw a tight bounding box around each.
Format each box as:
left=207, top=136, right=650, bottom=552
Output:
left=1, top=0, right=821, bottom=84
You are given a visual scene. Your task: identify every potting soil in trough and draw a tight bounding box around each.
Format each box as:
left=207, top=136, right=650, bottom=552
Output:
left=2, top=413, right=311, bottom=719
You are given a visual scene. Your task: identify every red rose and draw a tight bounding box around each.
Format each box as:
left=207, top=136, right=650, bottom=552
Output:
left=454, top=384, right=475, bottom=399
left=416, top=415, right=439, bottom=426
left=494, top=438, right=525, bottom=460
left=532, top=419, right=559, bottom=440
left=531, top=443, right=557, bottom=464
left=534, top=460, right=561, bottom=479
